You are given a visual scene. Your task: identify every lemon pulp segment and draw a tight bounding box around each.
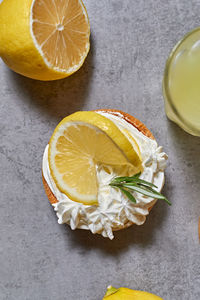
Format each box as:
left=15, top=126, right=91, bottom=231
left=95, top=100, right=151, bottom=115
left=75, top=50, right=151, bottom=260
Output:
left=31, top=0, right=90, bottom=73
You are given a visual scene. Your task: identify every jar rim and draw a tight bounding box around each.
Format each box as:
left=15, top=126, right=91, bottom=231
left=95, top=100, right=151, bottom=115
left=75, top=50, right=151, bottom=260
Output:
left=163, top=27, right=200, bottom=136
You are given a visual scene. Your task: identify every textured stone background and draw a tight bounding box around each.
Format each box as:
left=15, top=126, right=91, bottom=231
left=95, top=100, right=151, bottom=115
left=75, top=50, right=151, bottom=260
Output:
left=1, top=0, right=200, bottom=299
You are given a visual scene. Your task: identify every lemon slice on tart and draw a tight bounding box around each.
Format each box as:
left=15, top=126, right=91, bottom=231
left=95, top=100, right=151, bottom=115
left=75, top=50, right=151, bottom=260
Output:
left=0, top=0, right=90, bottom=80
left=122, top=129, right=142, bottom=160
left=48, top=111, right=142, bottom=205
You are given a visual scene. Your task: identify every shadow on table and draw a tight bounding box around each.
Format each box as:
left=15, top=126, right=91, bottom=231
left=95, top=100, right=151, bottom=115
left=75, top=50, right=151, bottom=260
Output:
left=167, top=120, right=200, bottom=176
left=7, top=35, right=94, bottom=121
left=61, top=189, right=171, bottom=256
left=167, top=120, right=200, bottom=217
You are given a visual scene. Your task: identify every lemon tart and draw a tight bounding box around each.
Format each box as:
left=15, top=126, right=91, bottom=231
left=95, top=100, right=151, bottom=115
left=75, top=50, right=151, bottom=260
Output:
left=42, top=109, right=168, bottom=239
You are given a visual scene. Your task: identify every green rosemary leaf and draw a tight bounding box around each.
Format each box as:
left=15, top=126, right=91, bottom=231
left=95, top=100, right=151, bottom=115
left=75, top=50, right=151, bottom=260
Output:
left=123, top=184, right=171, bottom=205
left=123, top=183, right=164, bottom=198
left=137, top=184, right=163, bottom=195
left=111, top=176, right=134, bottom=183
left=118, top=187, right=136, bottom=203
left=132, top=178, right=158, bottom=188
left=137, top=184, right=171, bottom=205
left=110, top=174, right=171, bottom=205
left=125, top=182, right=159, bottom=193
left=110, top=174, right=157, bottom=188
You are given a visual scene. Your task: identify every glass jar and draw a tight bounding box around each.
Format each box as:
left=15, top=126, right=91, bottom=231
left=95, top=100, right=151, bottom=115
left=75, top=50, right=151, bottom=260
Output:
left=163, top=28, right=200, bottom=136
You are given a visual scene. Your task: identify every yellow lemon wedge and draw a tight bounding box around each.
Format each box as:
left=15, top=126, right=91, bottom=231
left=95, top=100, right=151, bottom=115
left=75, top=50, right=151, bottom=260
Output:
left=103, top=286, right=164, bottom=300
left=54, top=111, right=142, bottom=167
left=0, top=0, right=90, bottom=81
left=48, top=112, right=142, bottom=205
left=122, top=129, right=142, bottom=161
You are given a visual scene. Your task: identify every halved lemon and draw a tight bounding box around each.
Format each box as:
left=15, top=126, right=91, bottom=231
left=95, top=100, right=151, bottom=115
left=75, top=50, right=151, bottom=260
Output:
left=0, top=0, right=90, bottom=80
left=48, top=112, right=142, bottom=205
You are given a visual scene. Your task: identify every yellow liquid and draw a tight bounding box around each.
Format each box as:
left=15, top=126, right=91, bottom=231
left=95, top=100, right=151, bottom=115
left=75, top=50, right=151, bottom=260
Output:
left=166, top=29, right=200, bottom=134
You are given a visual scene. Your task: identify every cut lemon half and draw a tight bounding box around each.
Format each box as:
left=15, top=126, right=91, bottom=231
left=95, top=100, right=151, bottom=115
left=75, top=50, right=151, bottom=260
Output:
left=0, top=0, right=90, bottom=80
left=48, top=112, right=142, bottom=205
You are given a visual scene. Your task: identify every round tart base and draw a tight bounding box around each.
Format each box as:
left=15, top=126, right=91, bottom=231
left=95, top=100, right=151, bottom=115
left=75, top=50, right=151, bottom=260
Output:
left=42, top=109, right=156, bottom=232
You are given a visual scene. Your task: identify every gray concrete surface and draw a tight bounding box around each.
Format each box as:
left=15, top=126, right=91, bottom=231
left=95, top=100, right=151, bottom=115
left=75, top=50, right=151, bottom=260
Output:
left=1, top=1, right=200, bottom=299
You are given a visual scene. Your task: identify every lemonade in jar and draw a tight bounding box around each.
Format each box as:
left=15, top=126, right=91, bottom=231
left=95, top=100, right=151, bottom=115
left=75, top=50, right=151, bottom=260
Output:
left=163, top=28, right=200, bottom=136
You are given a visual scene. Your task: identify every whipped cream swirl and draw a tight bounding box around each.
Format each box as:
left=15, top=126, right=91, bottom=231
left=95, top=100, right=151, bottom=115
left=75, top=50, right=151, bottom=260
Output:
left=42, top=112, right=167, bottom=239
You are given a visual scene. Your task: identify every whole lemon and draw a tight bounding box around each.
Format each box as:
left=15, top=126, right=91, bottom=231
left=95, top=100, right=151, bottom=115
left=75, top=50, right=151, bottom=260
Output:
left=103, top=286, right=164, bottom=300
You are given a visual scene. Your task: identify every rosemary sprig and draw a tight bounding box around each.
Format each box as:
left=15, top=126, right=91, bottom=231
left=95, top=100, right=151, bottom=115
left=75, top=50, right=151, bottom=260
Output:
left=109, top=172, right=171, bottom=205
left=118, top=186, right=137, bottom=203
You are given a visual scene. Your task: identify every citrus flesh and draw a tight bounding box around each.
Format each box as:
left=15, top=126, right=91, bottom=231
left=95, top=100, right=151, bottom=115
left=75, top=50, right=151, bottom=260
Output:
left=54, top=111, right=142, bottom=168
left=103, top=286, right=163, bottom=300
left=48, top=112, right=142, bottom=205
left=0, top=0, right=90, bottom=80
